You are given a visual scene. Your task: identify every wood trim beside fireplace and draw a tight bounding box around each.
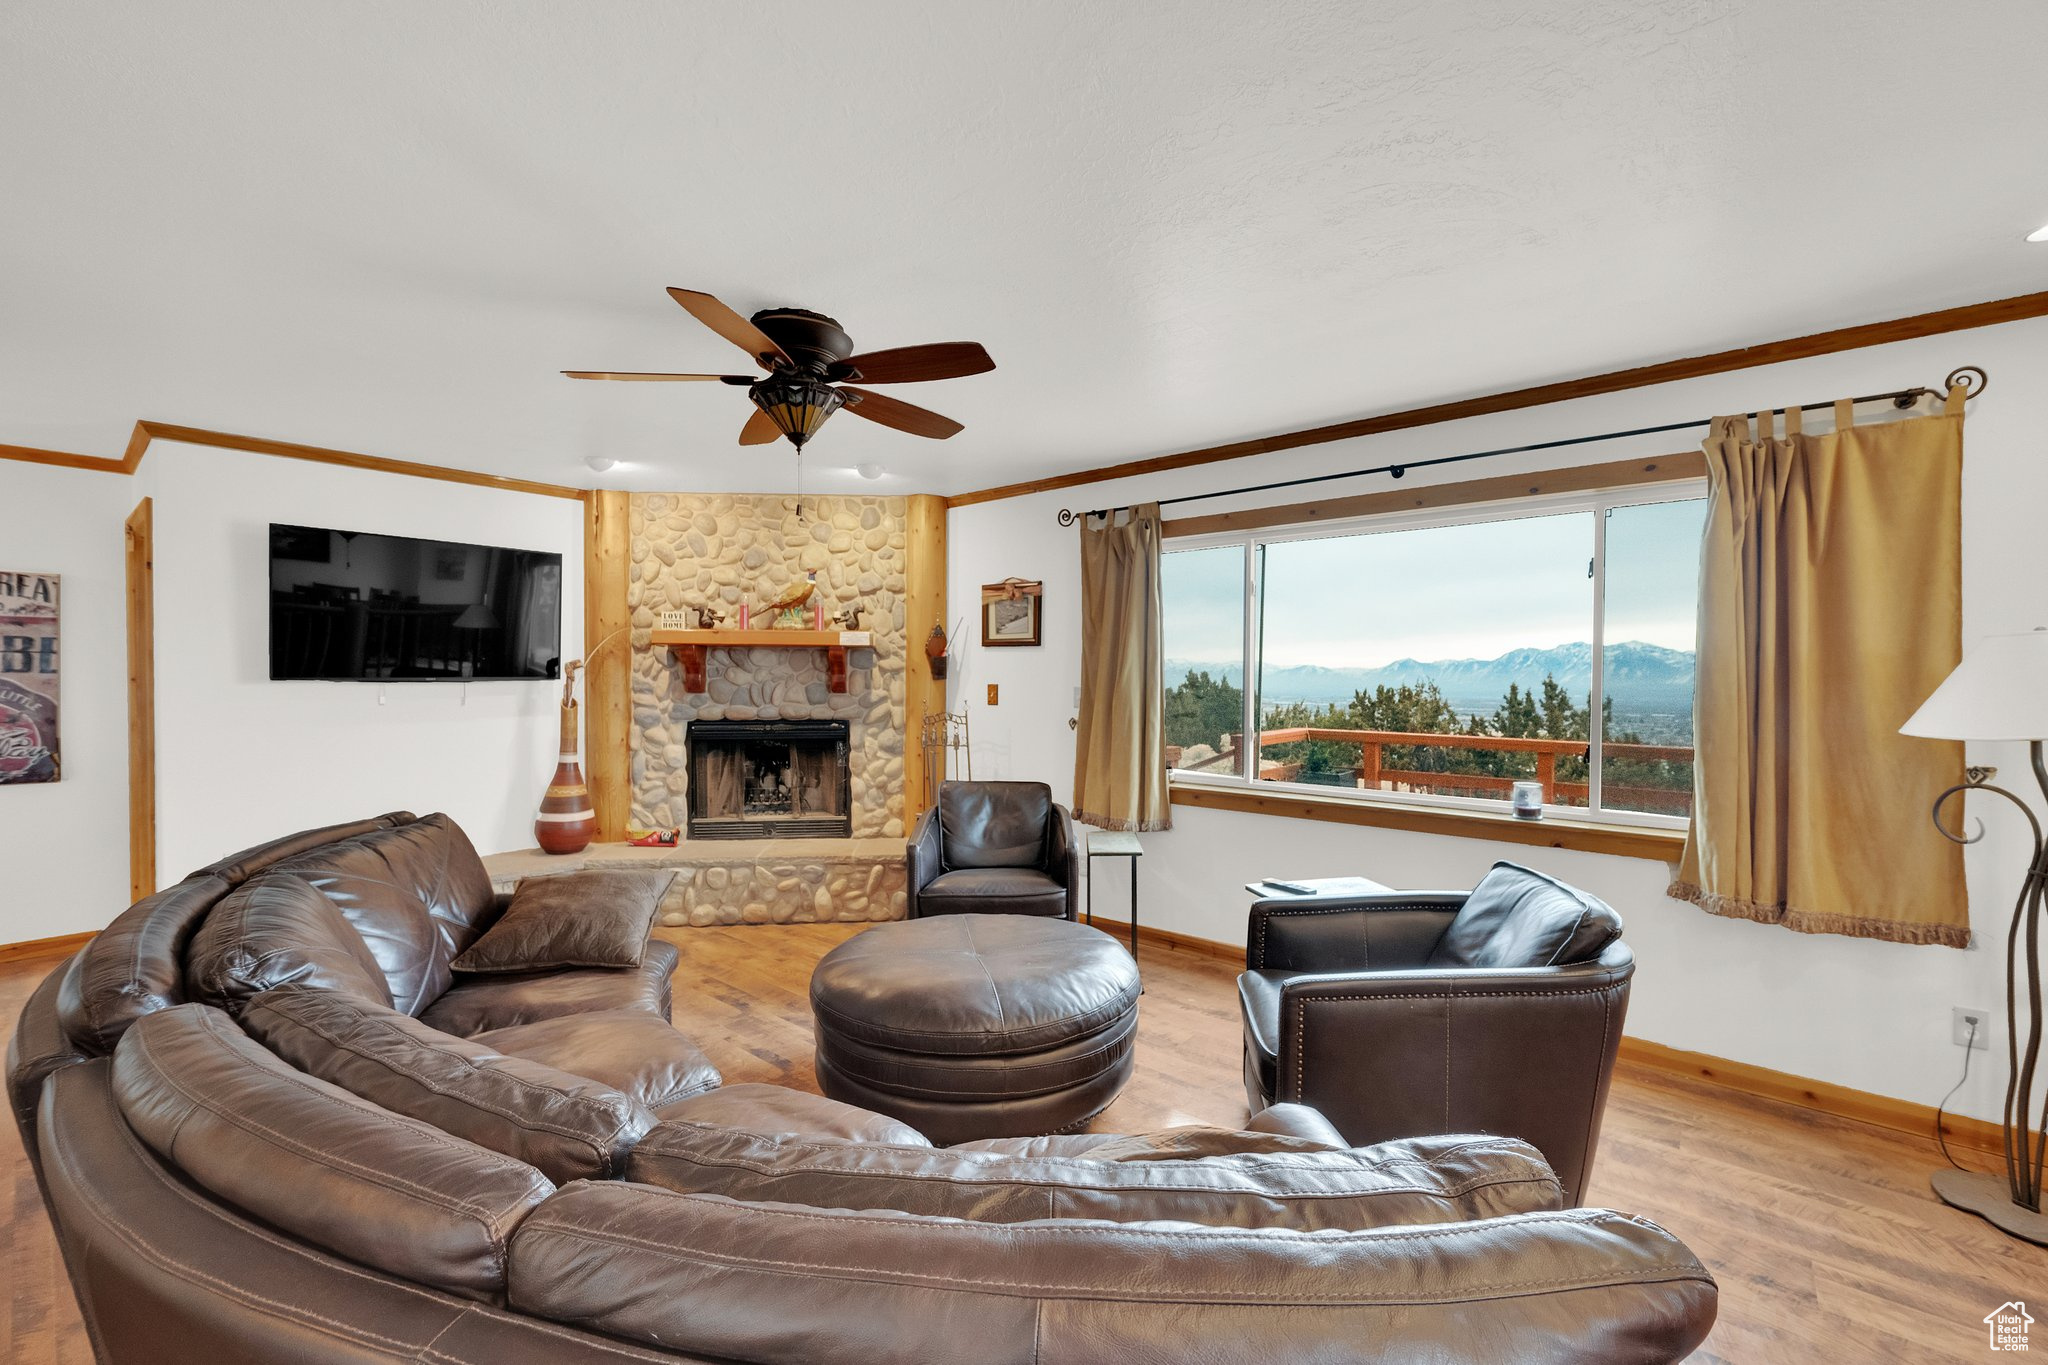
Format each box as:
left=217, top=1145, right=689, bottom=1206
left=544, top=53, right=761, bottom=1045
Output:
left=584, top=491, right=632, bottom=842
left=903, top=494, right=947, bottom=822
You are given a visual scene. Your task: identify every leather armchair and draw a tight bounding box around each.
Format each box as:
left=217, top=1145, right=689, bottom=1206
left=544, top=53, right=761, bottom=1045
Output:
left=1238, top=863, right=1634, bottom=1206
left=906, top=781, right=1079, bottom=919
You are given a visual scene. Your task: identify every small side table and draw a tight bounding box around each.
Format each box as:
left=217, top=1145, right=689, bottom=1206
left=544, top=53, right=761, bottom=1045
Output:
left=1086, top=830, right=1144, bottom=956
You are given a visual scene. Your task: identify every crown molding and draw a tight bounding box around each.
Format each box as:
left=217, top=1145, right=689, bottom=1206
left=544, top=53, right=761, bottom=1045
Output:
left=946, top=287, right=2048, bottom=509
left=2, top=420, right=587, bottom=501
left=15, top=285, right=2045, bottom=510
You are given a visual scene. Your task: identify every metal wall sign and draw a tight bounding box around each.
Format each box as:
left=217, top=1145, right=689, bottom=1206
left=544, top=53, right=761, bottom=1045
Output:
left=0, top=571, right=60, bottom=784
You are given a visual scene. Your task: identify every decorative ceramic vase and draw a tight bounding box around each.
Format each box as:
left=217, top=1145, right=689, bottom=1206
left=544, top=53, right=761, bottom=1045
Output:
left=536, top=699, right=597, bottom=854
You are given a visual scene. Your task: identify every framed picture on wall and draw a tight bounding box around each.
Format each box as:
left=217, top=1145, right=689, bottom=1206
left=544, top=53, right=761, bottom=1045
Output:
left=980, top=578, right=1042, bottom=647
left=0, top=571, right=60, bottom=784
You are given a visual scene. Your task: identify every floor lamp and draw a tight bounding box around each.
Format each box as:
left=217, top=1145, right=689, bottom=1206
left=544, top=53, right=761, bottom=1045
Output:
left=1901, top=627, right=2048, bottom=1245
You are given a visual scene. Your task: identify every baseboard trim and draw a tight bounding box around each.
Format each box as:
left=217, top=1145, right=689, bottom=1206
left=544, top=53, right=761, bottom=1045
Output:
left=1090, top=917, right=2007, bottom=1156
left=0, top=930, right=94, bottom=965
left=1085, top=916, right=1243, bottom=964
left=1617, top=1036, right=2004, bottom=1156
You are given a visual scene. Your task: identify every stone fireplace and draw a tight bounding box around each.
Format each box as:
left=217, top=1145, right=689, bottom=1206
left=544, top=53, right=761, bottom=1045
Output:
left=685, top=718, right=851, bottom=839
left=619, top=492, right=914, bottom=926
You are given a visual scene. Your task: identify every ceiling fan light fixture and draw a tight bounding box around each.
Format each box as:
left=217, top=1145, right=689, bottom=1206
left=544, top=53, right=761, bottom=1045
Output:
left=749, top=373, right=845, bottom=448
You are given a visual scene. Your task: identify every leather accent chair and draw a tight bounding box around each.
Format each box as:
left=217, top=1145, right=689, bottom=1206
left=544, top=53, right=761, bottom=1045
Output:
left=905, top=780, right=1079, bottom=919
left=1238, top=861, right=1634, bottom=1206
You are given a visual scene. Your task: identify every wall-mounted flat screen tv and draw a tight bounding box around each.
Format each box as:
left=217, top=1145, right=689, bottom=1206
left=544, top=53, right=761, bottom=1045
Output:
left=269, top=524, right=562, bottom=681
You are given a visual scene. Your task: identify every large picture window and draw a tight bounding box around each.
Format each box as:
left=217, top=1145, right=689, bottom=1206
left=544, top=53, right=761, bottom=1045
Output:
left=1163, top=485, right=1705, bottom=826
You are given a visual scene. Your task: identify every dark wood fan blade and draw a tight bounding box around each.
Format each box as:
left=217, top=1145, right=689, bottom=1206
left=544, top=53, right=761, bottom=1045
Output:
left=667, top=288, right=792, bottom=369
left=739, top=407, right=781, bottom=445
left=842, top=387, right=964, bottom=439
left=562, top=371, right=755, bottom=382
left=837, top=342, right=994, bottom=384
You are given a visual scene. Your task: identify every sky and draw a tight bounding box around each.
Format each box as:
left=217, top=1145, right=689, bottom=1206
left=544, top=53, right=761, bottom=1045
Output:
left=1162, top=497, right=1705, bottom=670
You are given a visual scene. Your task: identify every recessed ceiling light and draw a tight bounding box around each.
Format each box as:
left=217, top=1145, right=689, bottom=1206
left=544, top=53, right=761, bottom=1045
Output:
left=2028, top=223, right=2048, bottom=243
left=856, top=463, right=885, bottom=480
left=583, top=456, right=618, bottom=472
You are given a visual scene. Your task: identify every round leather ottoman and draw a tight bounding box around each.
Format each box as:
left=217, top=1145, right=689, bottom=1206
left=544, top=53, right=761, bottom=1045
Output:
left=809, top=913, right=1140, bottom=1144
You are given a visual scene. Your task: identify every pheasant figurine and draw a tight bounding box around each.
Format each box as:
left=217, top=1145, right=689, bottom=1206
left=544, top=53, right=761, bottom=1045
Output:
left=760, top=570, right=818, bottom=628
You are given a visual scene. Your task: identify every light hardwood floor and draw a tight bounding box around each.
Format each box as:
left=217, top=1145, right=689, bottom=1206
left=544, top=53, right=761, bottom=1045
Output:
left=4, top=923, right=2044, bottom=1363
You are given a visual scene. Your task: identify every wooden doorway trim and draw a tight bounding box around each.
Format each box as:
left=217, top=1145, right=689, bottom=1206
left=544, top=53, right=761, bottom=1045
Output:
left=124, top=497, right=156, bottom=900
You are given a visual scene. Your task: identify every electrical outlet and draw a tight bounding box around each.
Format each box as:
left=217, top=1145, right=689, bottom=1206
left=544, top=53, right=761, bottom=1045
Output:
left=1953, top=1006, right=1991, bottom=1049
left=986, top=684, right=999, bottom=705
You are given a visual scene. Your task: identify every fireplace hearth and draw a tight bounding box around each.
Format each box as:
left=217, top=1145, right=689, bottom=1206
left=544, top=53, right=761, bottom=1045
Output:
left=685, top=719, right=852, bottom=840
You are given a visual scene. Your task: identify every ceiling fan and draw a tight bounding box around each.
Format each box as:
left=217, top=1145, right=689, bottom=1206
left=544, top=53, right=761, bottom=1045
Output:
left=565, top=288, right=994, bottom=451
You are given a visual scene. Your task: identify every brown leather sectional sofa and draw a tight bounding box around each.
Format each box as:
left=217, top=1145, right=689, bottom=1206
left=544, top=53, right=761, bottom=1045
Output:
left=8, top=812, right=1719, bottom=1363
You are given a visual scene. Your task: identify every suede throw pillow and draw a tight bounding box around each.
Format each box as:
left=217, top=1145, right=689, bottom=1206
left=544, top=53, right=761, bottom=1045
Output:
left=450, top=870, right=672, bottom=973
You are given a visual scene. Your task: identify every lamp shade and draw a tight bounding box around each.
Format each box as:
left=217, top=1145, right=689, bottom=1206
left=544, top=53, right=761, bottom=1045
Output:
left=750, top=374, right=845, bottom=448
left=1900, top=628, right=2048, bottom=741
left=454, top=603, right=499, bottom=631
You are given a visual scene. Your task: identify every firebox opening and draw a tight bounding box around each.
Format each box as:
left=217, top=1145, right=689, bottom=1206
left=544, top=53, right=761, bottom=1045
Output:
left=686, top=719, right=852, bottom=840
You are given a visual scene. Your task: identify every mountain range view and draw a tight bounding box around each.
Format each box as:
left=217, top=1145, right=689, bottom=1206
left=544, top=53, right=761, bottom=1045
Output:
left=1168, top=640, right=1696, bottom=715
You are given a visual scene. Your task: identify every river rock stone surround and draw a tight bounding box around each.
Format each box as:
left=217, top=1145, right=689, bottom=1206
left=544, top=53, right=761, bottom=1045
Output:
left=624, top=492, right=909, bottom=925
left=486, top=842, right=907, bottom=928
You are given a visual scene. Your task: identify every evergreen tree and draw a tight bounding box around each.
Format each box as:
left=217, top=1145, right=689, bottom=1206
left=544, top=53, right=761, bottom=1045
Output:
left=1348, top=681, right=1494, bottom=779
left=1539, top=675, right=1588, bottom=739
left=1492, top=683, right=1540, bottom=739
left=1163, top=669, right=1243, bottom=759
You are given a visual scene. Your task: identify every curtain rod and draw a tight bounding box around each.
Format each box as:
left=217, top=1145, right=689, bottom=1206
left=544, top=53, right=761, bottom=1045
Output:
left=1055, top=365, right=1987, bottom=527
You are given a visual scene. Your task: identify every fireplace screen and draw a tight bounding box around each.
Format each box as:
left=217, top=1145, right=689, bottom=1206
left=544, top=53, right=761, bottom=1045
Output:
left=685, top=719, right=852, bottom=839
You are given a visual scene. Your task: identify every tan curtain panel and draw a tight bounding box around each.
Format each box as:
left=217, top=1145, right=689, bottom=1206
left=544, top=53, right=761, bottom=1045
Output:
left=1671, top=393, right=1968, bottom=946
left=1074, top=503, right=1171, bottom=832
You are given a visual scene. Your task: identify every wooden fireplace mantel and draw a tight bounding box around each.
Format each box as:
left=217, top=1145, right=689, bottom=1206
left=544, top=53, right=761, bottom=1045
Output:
left=649, top=628, right=875, bottom=695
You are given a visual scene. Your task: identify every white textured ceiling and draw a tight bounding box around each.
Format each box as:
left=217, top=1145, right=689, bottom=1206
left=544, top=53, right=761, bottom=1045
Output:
left=5, top=1, right=2047, bottom=496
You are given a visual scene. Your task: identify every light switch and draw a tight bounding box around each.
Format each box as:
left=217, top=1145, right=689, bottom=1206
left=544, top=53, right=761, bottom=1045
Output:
left=987, top=684, right=999, bottom=705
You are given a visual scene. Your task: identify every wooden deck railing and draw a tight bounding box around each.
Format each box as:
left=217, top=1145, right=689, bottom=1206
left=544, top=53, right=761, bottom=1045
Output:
left=1169, top=727, right=1694, bottom=814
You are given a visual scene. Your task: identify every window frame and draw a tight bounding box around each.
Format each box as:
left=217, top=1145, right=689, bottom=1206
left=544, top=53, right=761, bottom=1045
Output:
left=1162, top=479, right=1708, bottom=831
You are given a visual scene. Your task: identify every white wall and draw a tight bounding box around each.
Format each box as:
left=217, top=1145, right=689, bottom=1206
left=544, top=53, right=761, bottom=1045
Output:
left=948, top=314, right=2048, bottom=1125
left=144, top=442, right=584, bottom=882
left=0, top=463, right=139, bottom=940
